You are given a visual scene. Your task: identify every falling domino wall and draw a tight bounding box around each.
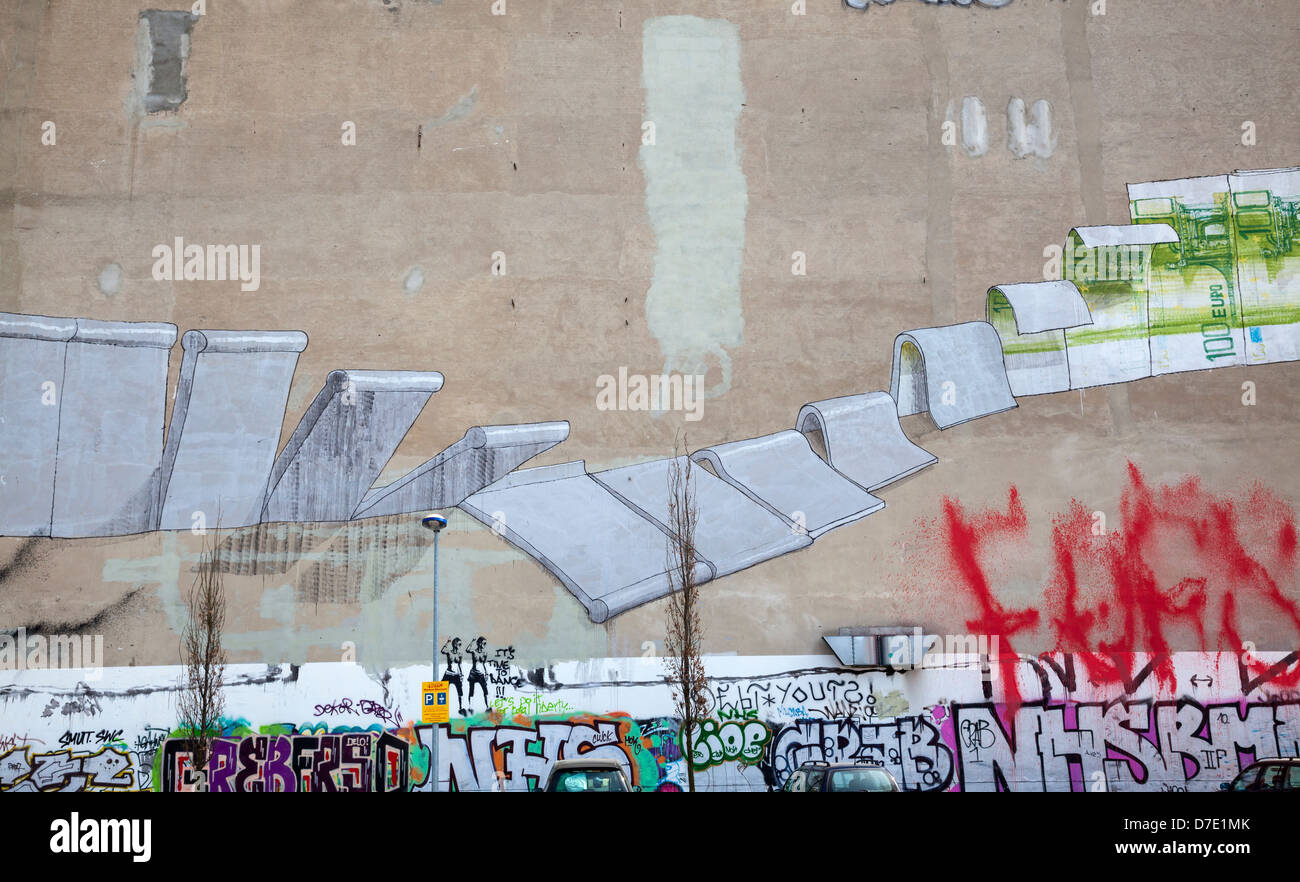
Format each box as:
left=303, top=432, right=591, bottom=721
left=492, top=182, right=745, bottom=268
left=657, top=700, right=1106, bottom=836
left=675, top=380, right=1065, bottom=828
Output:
left=1, top=166, right=1297, bottom=623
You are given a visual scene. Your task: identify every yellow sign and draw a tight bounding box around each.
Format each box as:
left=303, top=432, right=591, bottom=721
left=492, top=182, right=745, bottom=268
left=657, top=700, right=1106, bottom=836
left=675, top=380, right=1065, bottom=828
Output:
left=422, top=680, right=450, bottom=724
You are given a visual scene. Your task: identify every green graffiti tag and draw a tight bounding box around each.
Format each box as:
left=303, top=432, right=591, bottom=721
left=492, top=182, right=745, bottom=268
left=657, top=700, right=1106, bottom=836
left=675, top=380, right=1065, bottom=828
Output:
left=683, top=718, right=771, bottom=771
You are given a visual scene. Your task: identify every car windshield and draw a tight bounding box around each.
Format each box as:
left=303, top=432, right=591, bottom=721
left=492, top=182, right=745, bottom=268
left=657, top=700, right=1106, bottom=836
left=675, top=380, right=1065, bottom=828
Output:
left=828, top=769, right=894, bottom=792
left=1231, top=765, right=1261, bottom=790
left=551, top=770, right=627, bottom=792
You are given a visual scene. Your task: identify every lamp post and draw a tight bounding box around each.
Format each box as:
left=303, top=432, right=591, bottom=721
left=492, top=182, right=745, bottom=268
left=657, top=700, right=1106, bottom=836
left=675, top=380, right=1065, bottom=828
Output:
left=421, top=512, right=447, bottom=793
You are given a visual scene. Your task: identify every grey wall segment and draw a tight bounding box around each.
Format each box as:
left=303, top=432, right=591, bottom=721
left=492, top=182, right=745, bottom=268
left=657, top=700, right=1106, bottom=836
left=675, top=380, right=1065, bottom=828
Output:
left=986, top=281, right=1092, bottom=397
left=353, top=420, right=571, bottom=519
left=795, top=392, right=937, bottom=493
left=262, top=370, right=445, bottom=525
left=592, top=456, right=811, bottom=578
left=890, top=321, right=1017, bottom=429
left=692, top=431, right=885, bottom=539
left=136, top=10, right=199, bottom=113
left=50, top=319, right=177, bottom=538
left=0, top=313, right=77, bottom=536
left=459, top=460, right=714, bottom=624
left=156, top=329, right=308, bottom=531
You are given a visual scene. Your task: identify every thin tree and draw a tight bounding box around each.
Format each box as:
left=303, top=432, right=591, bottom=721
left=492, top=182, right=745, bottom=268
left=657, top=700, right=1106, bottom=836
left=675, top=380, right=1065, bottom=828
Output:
left=664, top=432, right=708, bottom=792
left=177, top=536, right=228, bottom=784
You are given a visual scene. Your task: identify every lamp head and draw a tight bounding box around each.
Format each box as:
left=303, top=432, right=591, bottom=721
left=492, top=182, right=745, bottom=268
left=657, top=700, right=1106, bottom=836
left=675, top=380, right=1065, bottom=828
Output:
left=421, top=513, right=448, bottom=533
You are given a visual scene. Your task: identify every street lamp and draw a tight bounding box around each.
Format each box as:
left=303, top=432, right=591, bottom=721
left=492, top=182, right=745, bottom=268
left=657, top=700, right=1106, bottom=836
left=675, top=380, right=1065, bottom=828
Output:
left=421, top=512, right=447, bottom=793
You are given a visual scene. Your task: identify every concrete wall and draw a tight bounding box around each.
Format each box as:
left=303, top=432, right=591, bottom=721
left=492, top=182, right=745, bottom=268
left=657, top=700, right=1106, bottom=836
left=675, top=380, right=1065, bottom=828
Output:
left=1, top=651, right=1297, bottom=792
left=1, top=1, right=1298, bottom=702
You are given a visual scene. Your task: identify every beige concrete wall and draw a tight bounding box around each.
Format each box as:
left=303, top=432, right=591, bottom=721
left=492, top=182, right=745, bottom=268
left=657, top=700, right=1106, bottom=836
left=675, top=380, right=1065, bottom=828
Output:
left=2, top=0, right=1298, bottom=671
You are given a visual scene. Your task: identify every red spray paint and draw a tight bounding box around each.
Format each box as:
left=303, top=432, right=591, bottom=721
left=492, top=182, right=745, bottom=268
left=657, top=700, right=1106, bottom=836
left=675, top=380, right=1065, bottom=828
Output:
left=915, top=463, right=1300, bottom=700
left=938, top=487, right=1039, bottom=713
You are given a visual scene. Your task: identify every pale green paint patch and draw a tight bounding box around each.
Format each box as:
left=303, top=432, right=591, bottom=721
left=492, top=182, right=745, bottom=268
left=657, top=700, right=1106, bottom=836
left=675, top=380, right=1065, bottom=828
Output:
left=258, top=583, right=295, bottom=625
left=100, top=517, right=608, bottom=674
left=639, top=16, right=747, bottom=398
left=871, top=689, right=910, bottom=719
left=424, top=86, right=477, bottom=129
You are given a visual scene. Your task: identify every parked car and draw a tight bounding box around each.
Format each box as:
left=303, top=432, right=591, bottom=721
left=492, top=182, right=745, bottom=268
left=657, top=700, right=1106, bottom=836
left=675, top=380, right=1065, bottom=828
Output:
left=543, top=758, right=632, bottom=792
left=780, top=760, right=901, bottom=792
left=1221, top=758, right=1300, bottom=791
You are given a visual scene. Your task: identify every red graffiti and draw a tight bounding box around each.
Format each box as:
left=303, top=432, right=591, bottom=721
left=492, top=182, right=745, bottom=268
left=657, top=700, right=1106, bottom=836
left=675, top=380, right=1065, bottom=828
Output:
left=939, top=488, right=1039, bottom=712
left=904, top=463, right=1300, bottom=701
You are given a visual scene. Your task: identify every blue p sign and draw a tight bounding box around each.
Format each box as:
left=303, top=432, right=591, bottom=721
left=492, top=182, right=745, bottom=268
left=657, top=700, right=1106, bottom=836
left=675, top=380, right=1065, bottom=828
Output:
left=425, top=692, right=435, bottom=706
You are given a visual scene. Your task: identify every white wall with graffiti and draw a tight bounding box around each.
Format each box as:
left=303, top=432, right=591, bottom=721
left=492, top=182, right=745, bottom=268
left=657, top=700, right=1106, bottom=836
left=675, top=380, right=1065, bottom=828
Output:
left=1, top=649, right=1296, bottom=792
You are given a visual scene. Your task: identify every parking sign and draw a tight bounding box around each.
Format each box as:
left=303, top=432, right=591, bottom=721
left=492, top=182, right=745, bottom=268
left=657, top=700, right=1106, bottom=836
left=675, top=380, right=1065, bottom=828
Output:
left=422, top=681, right=450, bottom=724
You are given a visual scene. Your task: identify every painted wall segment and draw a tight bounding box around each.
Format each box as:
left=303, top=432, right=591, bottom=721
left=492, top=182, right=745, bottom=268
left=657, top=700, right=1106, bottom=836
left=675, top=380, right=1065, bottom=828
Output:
left=0, top=313, right=77, bottom=536
left=261, top=370, right=445, bottom=525
left=593, top=456, right=811, bottom=578
left=692, top=431, right=885, bottom=538
left=353, top=420, right=570, bottom=519
left=157, top=329, right=308, bottom=530
left=51, top=318, right=178, bottom=538
left=460, top=461, right=714, bottom=623
left=795, top=392, right=937, bottom=492
left=986, top=281, right=1091, bottom=397
left=890, top=321, right=1018, bottom=428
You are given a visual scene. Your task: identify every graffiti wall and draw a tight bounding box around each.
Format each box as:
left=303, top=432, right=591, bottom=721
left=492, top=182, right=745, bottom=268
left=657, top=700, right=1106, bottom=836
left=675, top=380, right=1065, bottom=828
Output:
left=2, top=650, right=1296, bottom=792
left=1, top=0, right=1298, bottom=814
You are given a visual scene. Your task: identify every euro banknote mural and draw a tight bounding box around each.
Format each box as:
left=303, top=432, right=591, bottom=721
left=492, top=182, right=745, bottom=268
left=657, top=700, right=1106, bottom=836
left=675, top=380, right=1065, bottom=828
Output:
left=0, top=167, right=1296, bottom=624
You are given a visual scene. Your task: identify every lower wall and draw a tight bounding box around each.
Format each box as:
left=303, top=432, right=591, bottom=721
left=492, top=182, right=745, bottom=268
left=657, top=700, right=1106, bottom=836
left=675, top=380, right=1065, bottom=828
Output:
left=1, top=651, right=1297, bottom=792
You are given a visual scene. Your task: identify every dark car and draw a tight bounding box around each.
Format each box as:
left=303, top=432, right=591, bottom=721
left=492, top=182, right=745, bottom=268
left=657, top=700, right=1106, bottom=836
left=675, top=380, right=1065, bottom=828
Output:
left=1221, top=758, right=1300, bottom=791
left=780, top=760, right=901, bottom=792
left=543, top=758, right=632, bottom=792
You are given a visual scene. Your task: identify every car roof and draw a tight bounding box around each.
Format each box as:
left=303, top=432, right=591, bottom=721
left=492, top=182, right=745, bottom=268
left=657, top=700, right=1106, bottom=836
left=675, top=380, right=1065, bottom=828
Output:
left=549, top=758, right=625, bottom=772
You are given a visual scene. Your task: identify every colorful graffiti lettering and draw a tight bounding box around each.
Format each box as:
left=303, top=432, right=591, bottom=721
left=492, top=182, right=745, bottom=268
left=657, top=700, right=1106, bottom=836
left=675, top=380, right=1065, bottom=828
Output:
left=950, top=698, right=1300, bottom=792
left=417, top=711, right=661, bottom=792
left=160, top=732, right=410, bottom=792
left=766, top=715, right=952, bottom=791
left=0, top=745, right=135, bottom=792
left=684, top=719, right=770, bottom=770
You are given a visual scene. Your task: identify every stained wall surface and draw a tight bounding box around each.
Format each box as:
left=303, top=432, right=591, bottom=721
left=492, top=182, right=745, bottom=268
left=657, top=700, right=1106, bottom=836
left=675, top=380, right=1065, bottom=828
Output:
left=1, top=0, right=1298, bottom=686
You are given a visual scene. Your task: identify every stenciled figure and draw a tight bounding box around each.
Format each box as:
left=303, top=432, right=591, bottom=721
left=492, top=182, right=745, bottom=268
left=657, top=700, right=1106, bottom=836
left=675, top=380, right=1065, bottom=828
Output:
left=440, top=637, right=466, bottom=716
left=466, top=636, right=491, bottom=713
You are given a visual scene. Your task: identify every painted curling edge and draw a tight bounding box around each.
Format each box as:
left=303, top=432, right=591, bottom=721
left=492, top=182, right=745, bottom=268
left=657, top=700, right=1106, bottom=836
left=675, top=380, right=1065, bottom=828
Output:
left=260, top=368, right=446, bottom=524
left=1068, top=223, right=1179, bottom=249
left=155, top=329, right=310, bottom=530
left=0, top=312, right=78, bottom=342
left=888, top=321, right=1018, bottom=429
left=590, top=457, right=808, bottom=578
left=986, top=280, right=1093, bottom=335
left=794, top=392, right=937, bottom=492
left=460, top=460, right=714, bottom=623
left=351, top=420, right=572, bottom=519
left=68, top=317, right=178, bottom=348
left=690, top=431, right=886, bottom=539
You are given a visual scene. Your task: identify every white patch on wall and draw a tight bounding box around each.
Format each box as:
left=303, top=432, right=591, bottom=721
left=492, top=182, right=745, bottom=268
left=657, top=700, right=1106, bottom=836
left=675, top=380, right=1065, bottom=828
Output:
left=97, top=263, right=123, bottom=296
left=1007, top=97, right=1054, bottom=159
left=960, top=96, right=988, bottom=158
left=639, top=16, right=747, bottom=398
left=403, top=265, right=425, bottom=295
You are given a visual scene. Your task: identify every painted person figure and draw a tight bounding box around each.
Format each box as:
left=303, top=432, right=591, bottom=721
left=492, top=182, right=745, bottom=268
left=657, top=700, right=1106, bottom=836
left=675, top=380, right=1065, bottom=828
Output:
left=440, top=637, right=466, bottom=716
left=467, top=636, right=491, bottom=713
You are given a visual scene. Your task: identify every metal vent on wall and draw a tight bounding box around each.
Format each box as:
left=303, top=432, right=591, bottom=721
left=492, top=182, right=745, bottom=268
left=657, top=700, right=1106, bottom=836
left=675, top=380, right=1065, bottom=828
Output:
left=823, top=627, right=937, bottom=670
